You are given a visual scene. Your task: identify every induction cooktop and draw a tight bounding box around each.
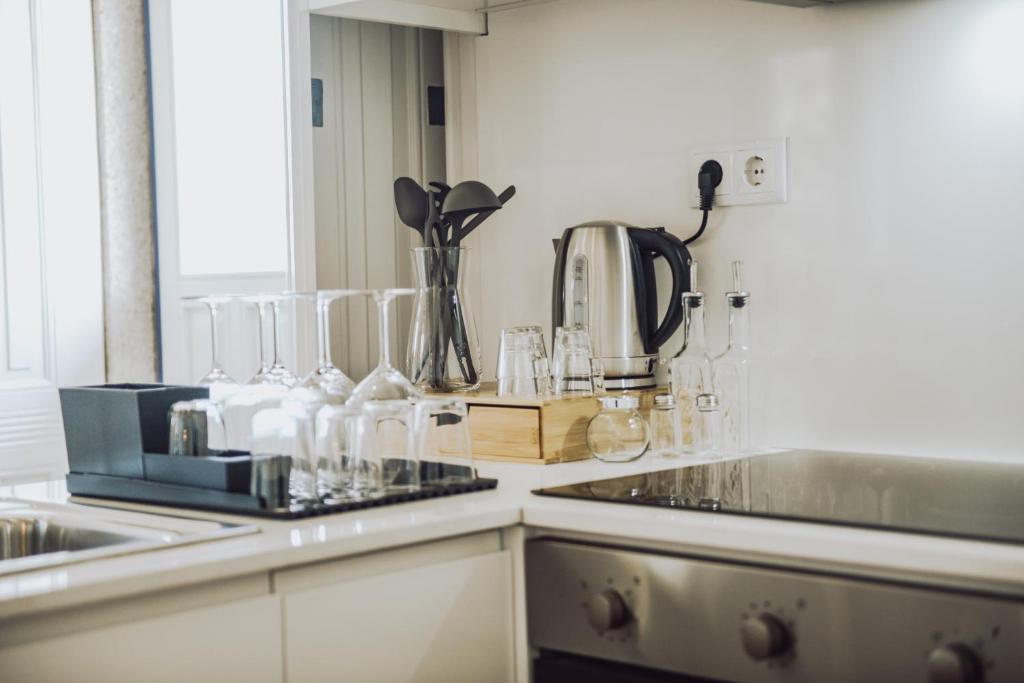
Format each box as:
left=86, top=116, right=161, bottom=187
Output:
left=533, top=450, right=1024, bottom=545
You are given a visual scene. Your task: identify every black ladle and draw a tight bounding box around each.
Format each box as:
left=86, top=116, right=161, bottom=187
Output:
left=441, top=181, right=504, bottom=247
left=458, top=185, right=515, bottom=243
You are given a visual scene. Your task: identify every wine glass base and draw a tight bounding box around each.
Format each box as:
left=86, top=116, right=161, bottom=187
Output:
left=249, top=365, right=298, bottom=387
left=347, top=366, right=421, bottom=405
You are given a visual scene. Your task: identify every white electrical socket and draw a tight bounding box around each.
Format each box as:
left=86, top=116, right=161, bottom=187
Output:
left=688, top=137, right=787, bottom=207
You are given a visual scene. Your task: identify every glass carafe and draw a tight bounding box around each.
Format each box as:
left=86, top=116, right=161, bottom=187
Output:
left=407, top=247, right=482, bottom=392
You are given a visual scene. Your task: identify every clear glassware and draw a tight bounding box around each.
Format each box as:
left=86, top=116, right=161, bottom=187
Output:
left=315, top=404, right=361, bottom=501
left=181, top=294, right=241, bottom=403
left=586, top=395, right=650, bottom=463
left=695, top=393, right=723, bottom=457
left=648, top=393, right=680, bottom=458
left=670, top=292, right=714, bottom=455
left=307, top=289, right=359, bottom=401
left=249, top=403, right=317, bottom=503
left=415, top=398, right=475, bottom=486
left=222, top=294, right=295, bottom=452
left=241, top=293, right=298, bottom=387
left=407, top=247, right=482, bottom=392
left=495, top=326, right=551, bottom=398
left=350, top=400, right=418, bottom=496
left=348, top=289, right=420, bottom=405
left=552, top=324, right=602, bottom=397
left=713, top=261, right=752, bottom=454
left=222, top=382, right=288, bottom=452
left=168, top=399, right=226, bottom=456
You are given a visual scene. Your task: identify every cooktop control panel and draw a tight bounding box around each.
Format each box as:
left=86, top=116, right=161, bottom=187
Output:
left=526, top=540, right=1023, bottom=682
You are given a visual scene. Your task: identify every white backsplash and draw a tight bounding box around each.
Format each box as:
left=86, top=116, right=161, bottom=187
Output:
left=470, top=0, right=1024, bottom=458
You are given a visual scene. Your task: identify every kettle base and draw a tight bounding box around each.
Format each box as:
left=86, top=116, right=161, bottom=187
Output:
left=604, top=376, right=657, bottom=390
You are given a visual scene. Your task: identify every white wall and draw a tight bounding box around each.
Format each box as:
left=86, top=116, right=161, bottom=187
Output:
left=470, top=0, right=1024, bottom=458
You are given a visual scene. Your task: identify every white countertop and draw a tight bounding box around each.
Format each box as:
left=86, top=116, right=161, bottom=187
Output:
left=4, top=451, right=1024, bottom=620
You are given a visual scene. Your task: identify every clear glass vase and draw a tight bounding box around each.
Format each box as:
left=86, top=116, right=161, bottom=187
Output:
left=407, top=247, right=482, bottom=392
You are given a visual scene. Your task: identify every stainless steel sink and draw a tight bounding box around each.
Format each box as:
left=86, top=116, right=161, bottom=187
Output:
left=0, top=499, right=259, bottom=576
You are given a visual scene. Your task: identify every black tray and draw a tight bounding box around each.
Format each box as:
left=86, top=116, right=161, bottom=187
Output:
left=66, top=471, right=498, bottom=519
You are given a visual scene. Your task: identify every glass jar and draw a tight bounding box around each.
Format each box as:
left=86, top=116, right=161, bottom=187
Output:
left=586, top=396, right=650, bottom=463
left=648, top=393, right=680, bottom=457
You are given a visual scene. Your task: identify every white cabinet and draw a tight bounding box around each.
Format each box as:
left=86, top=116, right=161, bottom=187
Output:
left=280, top=533, right=515, bottom=682
left=0, top=594, right=283, bottom=683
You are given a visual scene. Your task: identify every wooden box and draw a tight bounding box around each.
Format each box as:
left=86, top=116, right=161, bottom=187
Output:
left=432, top=383, right=658, bottom=464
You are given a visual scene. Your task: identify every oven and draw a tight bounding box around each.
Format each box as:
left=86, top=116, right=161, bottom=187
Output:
left=526, top=539, right=1023, bottom=682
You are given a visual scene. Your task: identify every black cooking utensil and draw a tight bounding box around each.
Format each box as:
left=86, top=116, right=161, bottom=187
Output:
left=441, top=181, right=504, bottom=247
left=394, top=177, right=429, bottom=244
left=457, top=185, right=516, bottom=243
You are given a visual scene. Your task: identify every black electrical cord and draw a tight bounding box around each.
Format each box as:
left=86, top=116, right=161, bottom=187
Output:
left=683, top=160, right=722, bottom=245
left=683, top=209, right=709, bottom=246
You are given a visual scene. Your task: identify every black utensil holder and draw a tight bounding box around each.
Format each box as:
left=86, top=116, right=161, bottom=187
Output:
left=59, top=383, right=209, bottom=478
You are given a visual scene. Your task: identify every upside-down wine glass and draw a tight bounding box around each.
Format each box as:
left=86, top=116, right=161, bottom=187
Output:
left=306, top=289, right=359, bottom=399
left=242, top=293, right=298, bottom=387
left=347, top=288, right=419, bottom=405
left=181, top=294, right=241, bottom=402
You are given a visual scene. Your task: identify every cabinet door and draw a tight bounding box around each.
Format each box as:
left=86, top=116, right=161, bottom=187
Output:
left=285, top=550, right=514, bottom=683
left=0, top=595, right=282, bottom=683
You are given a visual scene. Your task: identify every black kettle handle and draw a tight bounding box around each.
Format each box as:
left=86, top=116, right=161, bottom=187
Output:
left=628, top=228, right=688, bottom=350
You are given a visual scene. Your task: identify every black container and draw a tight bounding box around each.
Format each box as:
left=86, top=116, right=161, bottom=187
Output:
left=142, top=451, right=252, bottom=493
left=59, top=383, right=209, bottom=478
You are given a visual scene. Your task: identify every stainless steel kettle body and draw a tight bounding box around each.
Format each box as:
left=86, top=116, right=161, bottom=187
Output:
left=552, top=220, right=690, bottom=389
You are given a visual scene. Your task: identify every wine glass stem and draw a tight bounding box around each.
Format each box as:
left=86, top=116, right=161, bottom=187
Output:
left=256, top=302, right=272, bottom=371
left=207, top=301, right=224, bottom=372
left=270, top=301, right=283, bottom=368
left=377, top=297, right=392, bottom=369
left=317, top=300, right=333, bottom=370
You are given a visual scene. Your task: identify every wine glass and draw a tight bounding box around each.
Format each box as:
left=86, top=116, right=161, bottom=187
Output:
left=347, top=288, right=419, bottom=405
left=181, top=294, right=241, bottom=402
left=241, top=293, right=297, bottom=387
left=222, top=293, right=295, bottom=450
left=299, top=289, right=359, bottom=402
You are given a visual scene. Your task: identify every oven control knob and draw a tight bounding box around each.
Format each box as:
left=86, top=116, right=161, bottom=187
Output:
left=585, top=589, right=630, bottom=633
left=740, top=614, right=792, bottom=660
left=927, top=643, right=984, bottom=683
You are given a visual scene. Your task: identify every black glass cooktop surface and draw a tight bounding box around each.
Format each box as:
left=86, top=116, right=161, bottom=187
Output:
left=533, top=450, right=1024, bottom=545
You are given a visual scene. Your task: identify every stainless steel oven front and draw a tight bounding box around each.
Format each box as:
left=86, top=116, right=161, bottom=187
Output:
left=526, top=539, right=1023, bottom=682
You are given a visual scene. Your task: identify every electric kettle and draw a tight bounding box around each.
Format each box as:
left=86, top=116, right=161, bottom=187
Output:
left=552, top=220, right=691, bottom=389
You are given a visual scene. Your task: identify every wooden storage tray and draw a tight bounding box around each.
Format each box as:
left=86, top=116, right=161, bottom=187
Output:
left=433, top=383, right=658, bottom=464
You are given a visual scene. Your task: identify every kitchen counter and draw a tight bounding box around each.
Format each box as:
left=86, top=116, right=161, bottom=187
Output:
left=5, top=451, right=1024, bottom=621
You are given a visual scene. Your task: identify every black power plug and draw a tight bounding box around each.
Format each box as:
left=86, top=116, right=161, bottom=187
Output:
left=683, top=160, right=723, bottom=245
left=698, top=160, right=723, bottom=211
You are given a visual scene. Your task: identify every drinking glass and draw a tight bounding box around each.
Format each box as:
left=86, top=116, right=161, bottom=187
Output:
left=315, top=404, right=361, bottom=500
left=347, top=289, right=419, bottom=405
left=249, top=403, right=317, bottom=503
left=241, top=293, right=298, bottom=387
left=552, top=324, right=602, bottom=397
left=168, top=399, right=226, bottom=456
left=350, top=400, right=418, bottom=496
left=415, top=398, right=475, bottom=486
left=181, top=294, right=241, bottom=403
left=495, top=326, right=551, bottom=398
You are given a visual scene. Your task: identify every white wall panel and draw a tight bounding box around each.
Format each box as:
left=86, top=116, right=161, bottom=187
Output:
left=471, top=0, right=1024, bottom=459
left=310, top=18, right=442, bottom=381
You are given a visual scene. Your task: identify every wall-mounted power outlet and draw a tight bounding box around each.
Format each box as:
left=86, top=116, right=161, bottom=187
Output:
left=688, top=137, right=787, bottom=207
